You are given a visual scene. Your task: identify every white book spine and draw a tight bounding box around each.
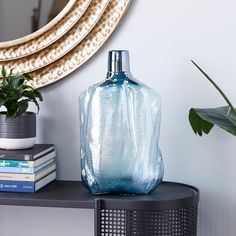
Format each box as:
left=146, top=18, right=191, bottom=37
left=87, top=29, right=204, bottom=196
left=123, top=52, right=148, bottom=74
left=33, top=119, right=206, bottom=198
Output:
left=33, top=150, right=56, bottom=167
left=35, top=171, right=56, bottom=191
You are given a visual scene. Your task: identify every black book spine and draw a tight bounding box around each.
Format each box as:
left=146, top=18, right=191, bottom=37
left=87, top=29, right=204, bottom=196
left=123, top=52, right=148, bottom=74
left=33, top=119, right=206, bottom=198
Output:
left=0, top=154, right=34, bottom=161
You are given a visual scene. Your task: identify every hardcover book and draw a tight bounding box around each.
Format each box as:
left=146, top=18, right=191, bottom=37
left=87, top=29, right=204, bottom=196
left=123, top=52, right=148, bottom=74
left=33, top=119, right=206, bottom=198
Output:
left=0, top=150, right=56, bottom=168
left=0, top=162, right=56, bottom=181
left=0, top=144, right=54, bottom=160
left=0, top=158, right=55, bottom=174
left=0, top=171, right=56, bottom=192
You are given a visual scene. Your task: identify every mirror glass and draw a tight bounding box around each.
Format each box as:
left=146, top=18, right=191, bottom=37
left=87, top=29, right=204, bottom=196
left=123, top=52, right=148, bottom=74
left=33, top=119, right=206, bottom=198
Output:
left=0, top=0, right=69, bottom=42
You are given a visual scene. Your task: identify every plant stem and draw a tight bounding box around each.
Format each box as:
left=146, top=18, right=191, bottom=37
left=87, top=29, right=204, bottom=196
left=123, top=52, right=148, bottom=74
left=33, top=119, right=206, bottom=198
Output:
left=191, top=60, right=236, bottom=116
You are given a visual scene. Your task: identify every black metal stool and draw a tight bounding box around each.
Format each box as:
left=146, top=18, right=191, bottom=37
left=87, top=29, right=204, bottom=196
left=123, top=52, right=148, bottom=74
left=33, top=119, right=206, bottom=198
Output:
left=94, top=182, right=199, bottom=236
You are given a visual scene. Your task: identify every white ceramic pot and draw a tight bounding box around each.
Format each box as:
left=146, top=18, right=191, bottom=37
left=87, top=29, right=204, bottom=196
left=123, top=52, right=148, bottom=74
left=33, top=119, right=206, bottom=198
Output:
left=0, top=112, right=36, bottom=150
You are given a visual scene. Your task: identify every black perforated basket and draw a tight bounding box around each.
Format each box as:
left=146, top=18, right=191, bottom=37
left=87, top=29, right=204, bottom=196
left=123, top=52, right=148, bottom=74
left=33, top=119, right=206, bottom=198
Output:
left=94, top=182, right=199, bottom=236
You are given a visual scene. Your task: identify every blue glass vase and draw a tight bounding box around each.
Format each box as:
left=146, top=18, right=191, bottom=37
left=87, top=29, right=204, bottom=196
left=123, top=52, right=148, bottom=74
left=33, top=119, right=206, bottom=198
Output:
left=80, top=50, right=164, bottom=195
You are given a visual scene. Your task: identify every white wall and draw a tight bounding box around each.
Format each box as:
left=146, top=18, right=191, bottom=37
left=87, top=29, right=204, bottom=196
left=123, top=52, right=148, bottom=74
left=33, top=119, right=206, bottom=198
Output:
left=1, top=0, right=236, bottom=235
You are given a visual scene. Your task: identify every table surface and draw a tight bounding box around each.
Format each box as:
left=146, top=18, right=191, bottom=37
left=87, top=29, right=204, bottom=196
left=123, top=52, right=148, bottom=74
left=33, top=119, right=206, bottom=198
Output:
left=0, top=181, right=199, bottom=209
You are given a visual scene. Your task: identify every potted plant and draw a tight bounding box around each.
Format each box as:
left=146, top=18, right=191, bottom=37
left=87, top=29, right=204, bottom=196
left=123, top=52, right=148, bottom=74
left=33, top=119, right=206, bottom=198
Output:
left=0, top=67, right=43, bottom=149
left=189, top=61, right=236, bottom=136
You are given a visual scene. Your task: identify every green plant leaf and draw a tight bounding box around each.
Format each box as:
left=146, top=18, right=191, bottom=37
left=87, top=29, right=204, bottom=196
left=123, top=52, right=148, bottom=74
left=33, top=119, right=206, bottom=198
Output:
left=0, top=92, right=6, bottom=107
left=23, top=73, right=33, bottom=81
left=22, top=84, right=34, bottom=90
left=1, top=66, right=6, bottom=78
left=189, top=106, right=236, bottom=136
left=32, top=98, right=40, bottom=113
left=5, top=100, right=18, bottom=118
left=1, top=77, right=8, bottom=87
left=6, top=110, right=17, bottom=118
left=9, top=68, right=14, bottom=77
left=22, top=91, right=40, bottom=112
left=16, top=99, right=29, bottom=117
left=11, top=76, right=24, bottom=89
left=189, top=108, right=214, bottom=136
left=0, top=99, right=5, bottom=107
left=33, top=89, right=43, bottom=101
left=6, top=89, right=21, bottom=101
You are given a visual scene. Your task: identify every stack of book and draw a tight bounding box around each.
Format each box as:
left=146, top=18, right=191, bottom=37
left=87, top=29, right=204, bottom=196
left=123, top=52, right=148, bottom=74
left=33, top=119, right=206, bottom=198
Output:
left=0, top=144, right=56, bottom=193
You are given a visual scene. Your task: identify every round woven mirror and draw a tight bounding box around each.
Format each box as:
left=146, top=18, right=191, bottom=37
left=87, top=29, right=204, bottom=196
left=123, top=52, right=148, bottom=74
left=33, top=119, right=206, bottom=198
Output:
left=0, top=0, right=132, bottom=88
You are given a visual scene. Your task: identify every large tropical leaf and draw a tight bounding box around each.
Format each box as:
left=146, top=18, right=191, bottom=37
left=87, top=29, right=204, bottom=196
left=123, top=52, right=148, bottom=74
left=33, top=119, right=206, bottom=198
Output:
left=189, top=106, right=236, bottom=136
left=189, top=108, right=214, bottom=136
left=189, top=61, right=236, bottom=137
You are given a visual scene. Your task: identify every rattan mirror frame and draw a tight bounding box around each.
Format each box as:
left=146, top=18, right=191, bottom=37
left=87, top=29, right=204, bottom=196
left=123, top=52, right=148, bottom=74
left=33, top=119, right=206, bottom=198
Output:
left=0, top=0, right=132, bottom=88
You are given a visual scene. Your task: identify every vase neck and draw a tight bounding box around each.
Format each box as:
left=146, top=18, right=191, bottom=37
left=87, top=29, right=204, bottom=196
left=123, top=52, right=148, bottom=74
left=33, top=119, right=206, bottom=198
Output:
left=107, top=50, right=131, bottom=80
left=106, top=71, right=132, bottom=81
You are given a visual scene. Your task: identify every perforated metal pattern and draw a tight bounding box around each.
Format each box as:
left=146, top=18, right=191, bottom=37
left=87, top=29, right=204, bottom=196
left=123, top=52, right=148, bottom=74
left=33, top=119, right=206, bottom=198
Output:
left=97, top=206, right=198, bottom=236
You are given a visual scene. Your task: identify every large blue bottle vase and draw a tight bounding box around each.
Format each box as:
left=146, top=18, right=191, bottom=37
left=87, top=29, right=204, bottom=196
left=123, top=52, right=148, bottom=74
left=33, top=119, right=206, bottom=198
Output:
left=80, top=50, right=164, bottom=194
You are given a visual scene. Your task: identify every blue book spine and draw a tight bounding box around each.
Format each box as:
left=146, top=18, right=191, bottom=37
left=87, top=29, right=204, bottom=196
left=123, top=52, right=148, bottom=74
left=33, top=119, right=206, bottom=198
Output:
left=0, top=158, right=54, bottom=174
left=0, top=160, right=32, bottom=168
left=0, top=180, right=35, bottom=192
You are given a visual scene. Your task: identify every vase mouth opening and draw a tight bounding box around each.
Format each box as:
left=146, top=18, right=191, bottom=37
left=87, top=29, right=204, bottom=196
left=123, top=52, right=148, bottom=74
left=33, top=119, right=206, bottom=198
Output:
left=109, top=50, right=129, bottom=53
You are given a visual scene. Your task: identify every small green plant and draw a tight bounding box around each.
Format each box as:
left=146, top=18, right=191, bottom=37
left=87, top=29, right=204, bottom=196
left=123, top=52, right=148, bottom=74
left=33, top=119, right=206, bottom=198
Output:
left=189, top=61, right=236, bottom=136
left=0, top=66, right=43, bottom=118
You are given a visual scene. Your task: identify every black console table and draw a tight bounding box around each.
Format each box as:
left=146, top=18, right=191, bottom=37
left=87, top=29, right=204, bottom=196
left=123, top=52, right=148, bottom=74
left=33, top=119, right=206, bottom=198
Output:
left=0, top=181, right=199, bottom=236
